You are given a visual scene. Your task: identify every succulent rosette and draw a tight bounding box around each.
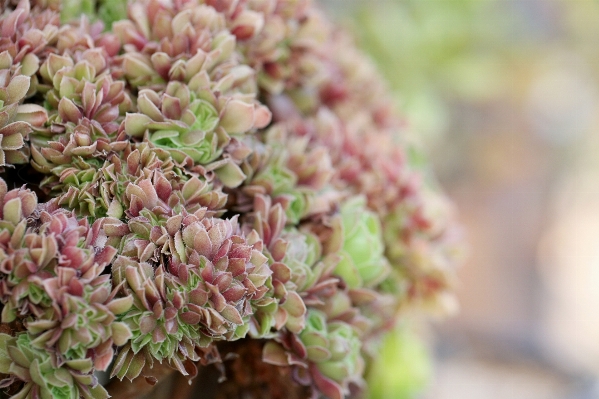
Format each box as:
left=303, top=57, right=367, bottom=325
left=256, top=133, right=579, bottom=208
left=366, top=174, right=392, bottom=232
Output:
left=123, top=80, right=269, bottom=187
left=101, top=175, right=272, bottom=378
left=0, top=51, right=44, bottom=166
left=262, top=309, right=364, bottom=399
left=0, top=1, right=462, bottom=399
left=333, top=196, right=389, bottom=290
left=0, top=0, right=60, bottom=96
left=0, top=332, right=110, bottom=399
left=241, top=195, right=313, bottom=337
left=237, top=123, right=336, bottom=226
left=112, top=0, right=271, bottom=187
left=0, top=179, right=132, bottom=398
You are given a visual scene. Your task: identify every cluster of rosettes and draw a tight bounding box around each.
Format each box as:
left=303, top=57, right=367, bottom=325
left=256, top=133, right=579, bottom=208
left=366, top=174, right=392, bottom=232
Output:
left=0, top=1, right=462, bottom=399
left=0, top=179, right=131, bottom=399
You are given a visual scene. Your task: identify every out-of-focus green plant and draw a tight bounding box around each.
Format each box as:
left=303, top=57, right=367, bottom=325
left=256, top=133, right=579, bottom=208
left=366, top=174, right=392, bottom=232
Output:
left=366, top=324, right=431, bottom=399
left=347, top=0, right=510, bottom=143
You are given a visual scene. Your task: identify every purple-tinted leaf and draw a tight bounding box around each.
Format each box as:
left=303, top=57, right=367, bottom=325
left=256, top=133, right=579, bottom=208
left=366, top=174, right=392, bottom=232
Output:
left=221, top=304, right=243, bottom=324
left=58, top=97, right=83, bottom=123
left=270, top=262, right=291, bottom=282
left=180, top=311, right=201, bottom=325
left=221, top=284, right=246, bottom=303
left=0, top=121, right=30, bottom=137
left=16, top=104, right=47, bottom=127
left=310, top=365, right=344, bottom=399
left=189, top=288, right=208, bottom=307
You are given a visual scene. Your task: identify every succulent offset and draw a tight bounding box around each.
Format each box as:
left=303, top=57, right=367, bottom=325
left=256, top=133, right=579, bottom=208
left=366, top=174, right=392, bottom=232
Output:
left=0, top=1, right=462, bottom=399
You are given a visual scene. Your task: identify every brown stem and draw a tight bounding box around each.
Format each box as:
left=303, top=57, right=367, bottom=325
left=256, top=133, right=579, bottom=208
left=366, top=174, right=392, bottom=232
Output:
left=212, top=339, right=311, bottom=399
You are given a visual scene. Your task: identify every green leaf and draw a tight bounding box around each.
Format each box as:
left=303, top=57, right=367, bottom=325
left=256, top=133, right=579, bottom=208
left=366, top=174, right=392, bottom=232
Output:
left=0, top=333, right=15, bottom=373
left=367, top=325, right=432, bottom=399
left=97, top=0, right=128, bottom=28
left=61, top=0, right=96, bottom=23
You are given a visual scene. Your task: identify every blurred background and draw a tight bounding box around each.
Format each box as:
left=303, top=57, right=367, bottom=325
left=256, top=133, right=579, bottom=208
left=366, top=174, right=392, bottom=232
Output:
left=321, top=1, right=599, bottom=398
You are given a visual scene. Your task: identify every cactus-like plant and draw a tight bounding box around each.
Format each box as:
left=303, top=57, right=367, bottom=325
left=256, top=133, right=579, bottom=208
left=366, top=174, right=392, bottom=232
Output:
left=0, top=1, right=461, bottom=398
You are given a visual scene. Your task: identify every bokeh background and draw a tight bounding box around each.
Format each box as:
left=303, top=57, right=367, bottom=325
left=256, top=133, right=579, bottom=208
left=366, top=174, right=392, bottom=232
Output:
left=321, top=1, right=599, bottom=398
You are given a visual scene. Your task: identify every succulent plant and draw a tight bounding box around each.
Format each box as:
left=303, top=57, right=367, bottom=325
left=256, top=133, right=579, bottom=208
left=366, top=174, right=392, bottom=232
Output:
left=30, top=48, right=131, bottom=173
left=236, top=123, right=336, bottom=225
left=0, top=332, right=110, bottom=399
left=0, top=180, right=132, bottom=370
left=0, top=0, right=59, bottom=76
left=0, top=52, right=43, bottom=166
left=302, top=312, right=363, bottom=390
left=0, top=1, right=461, bottom=398
left=106, top=195, right=274, bottom=379
left=123, top=81, right=269, bottom=187
left=263, top=309, right=364, bottom=399
left=240, top=194, right=304, bottom=336
left=333, top=196, right=389, bottom=289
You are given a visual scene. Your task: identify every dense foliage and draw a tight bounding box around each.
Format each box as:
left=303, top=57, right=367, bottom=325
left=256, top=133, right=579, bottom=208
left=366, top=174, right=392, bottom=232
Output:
left=0, top=1, right=460, bottom=398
